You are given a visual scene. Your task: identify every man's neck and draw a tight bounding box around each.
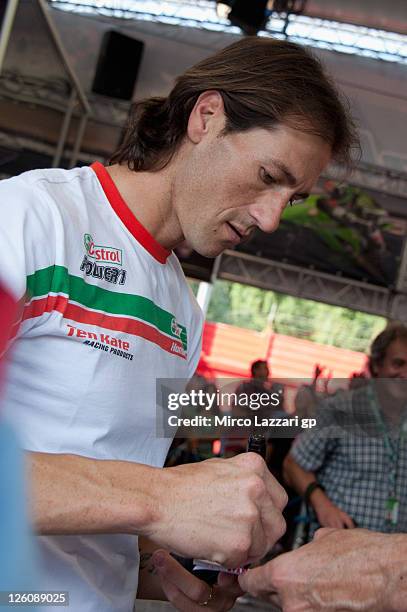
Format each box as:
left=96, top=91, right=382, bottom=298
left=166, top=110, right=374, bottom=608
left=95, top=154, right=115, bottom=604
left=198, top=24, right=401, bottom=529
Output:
left=105, top=163, right=183, bottom=250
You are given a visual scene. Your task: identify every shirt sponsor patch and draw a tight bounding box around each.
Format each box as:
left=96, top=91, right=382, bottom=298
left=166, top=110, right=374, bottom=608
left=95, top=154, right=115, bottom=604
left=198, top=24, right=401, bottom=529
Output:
left=80, top=255, right=127, bottom=285
left=84, top=233, right=123, bottom=265
left=67, top=324, right=134, bottom=360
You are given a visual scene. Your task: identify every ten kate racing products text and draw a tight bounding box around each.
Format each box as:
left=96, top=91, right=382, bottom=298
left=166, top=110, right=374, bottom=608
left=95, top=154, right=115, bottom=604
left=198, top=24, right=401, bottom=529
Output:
left=67, top=324, right=134, bottom=360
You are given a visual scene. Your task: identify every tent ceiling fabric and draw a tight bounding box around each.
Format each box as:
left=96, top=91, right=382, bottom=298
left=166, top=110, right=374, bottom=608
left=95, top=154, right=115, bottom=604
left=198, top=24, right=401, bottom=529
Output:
left=304, top=0, right=407, bottom=35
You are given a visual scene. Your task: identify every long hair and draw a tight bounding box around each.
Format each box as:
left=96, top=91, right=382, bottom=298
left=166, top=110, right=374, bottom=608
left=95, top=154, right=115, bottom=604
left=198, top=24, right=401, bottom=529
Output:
left=110, top=37, right=358, bottom=172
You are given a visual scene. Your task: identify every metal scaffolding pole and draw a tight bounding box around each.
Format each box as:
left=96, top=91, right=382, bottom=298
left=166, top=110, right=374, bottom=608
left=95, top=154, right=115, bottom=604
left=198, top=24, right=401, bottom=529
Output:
left=53, top=90, right=76, bottom=167
left=1, top=1, right=91, bottom=167
left=0, top=0, right=19, bottom=74
left=0, top=0, right=19, bottom=75
left=69, top=112, right=89, bottom=168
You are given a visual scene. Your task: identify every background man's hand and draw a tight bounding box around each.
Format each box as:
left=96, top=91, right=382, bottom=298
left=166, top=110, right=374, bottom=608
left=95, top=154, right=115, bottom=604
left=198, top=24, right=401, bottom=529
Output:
left=147, top=453, right=287, bottom=567
left=239, top=528, right=397, bottom=611
left=312, top=491, right=355, bottom=528
left=152, top=550, right=243, bottom=611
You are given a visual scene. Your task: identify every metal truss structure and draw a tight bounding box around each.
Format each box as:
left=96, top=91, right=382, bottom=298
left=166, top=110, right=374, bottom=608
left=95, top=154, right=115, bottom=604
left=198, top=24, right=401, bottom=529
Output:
left=0, top=0, right=90, bottom=167
left=0, top=70, right=71, bottom=112
left=49, top=0, right=407, bottom=65
left=217, top=250, right=407, bottom=321
left=0, top=71, right=129, bottom=129
left=325, top=162, right=407, bottom=200
left=274, top=14, right=407, bottom=65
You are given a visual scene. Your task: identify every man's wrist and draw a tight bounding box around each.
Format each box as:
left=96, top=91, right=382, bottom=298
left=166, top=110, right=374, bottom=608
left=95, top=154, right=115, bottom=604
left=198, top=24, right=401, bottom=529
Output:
left=303, top=481, right=325, bottom=507
left=101, top=460, right=163, bottom=536
left=131, top=465, right=175, bottom=538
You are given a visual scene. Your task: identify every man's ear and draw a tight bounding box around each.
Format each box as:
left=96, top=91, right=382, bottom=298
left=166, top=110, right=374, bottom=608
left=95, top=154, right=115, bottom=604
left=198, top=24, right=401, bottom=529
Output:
left=187, top=90, right=225, bottom=144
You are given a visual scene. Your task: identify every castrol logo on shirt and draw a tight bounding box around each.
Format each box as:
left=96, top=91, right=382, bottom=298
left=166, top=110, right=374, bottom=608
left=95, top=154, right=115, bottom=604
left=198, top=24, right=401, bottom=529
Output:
left=84, top=233, right=123, bottom=265
left=171, top=317, right=183, bottom=338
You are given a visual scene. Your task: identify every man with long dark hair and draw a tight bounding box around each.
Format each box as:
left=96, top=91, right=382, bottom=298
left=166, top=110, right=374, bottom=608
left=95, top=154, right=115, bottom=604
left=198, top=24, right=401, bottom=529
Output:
left=0, top=37, right=355, bottom=610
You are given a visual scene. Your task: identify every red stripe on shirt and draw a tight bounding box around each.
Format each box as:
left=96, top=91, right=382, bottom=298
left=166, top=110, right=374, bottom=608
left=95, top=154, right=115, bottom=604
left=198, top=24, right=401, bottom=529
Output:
left=22, top=295, right=186, bottom=359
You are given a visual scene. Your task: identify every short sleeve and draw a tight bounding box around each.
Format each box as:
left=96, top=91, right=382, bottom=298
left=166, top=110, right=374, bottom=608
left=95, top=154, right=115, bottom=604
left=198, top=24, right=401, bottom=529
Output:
left=290, top=398, right=340, bottom=472
left=0, top=174, right=56, bottom=302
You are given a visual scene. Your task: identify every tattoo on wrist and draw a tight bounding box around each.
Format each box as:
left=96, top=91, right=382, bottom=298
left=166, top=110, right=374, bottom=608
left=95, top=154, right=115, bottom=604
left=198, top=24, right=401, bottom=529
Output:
left=139, top=552, right=157, bottom=574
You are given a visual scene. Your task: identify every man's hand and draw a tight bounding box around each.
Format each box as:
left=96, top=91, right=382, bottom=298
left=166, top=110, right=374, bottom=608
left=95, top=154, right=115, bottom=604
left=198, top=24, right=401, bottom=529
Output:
left=151, top=550, right=243, bottom=611
left=147, top=453, right=287, bottom=567
left=239, top=528, right=402, bottom=611
left=311, top=490, right=355, bottom=528
left=29, top=451, right=286, bottom=568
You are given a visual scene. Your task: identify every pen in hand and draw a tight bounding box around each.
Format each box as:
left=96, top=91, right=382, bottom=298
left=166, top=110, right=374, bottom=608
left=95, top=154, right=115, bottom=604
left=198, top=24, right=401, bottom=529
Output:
left=193, top=432, right=267, bottom=581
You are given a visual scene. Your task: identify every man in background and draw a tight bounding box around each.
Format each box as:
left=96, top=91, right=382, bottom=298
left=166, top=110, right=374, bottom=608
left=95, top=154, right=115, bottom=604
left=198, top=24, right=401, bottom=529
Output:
left=284, top=323, right=407, bottom=534
left=240, top=323, right=407, bottom=610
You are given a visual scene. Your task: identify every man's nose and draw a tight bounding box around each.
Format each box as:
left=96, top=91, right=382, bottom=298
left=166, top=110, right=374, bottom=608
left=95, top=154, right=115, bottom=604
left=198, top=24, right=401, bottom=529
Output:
left=249, top=193, right=288, bottom=233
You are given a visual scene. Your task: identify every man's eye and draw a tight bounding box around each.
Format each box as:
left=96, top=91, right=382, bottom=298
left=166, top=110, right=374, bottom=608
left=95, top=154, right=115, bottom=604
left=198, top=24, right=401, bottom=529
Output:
left=261, top=169, right=276, bottom=185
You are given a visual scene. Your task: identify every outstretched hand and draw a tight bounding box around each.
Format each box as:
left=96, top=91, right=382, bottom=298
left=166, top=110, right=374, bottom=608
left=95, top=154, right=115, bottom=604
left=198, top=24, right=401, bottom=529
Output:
left=239, top=528, right=397, bottom=611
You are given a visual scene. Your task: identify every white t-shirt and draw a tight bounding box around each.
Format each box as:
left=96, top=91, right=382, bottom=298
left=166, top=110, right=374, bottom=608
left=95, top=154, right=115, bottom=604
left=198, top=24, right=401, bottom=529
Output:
left=0, top=162, right=203, bottom=611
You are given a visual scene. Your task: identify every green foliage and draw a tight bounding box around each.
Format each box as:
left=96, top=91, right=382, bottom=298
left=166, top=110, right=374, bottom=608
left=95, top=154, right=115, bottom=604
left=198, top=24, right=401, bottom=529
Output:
left=205, top=279, right=386, bottom=353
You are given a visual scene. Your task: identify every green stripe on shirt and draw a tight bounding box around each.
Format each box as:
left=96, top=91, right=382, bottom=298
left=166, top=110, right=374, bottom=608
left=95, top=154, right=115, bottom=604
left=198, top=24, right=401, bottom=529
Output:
left=26, top=265, right=188, bottom=349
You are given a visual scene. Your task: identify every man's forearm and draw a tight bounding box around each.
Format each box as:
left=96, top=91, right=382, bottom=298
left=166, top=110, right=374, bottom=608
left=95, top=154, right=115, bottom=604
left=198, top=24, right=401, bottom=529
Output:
left=283, top=454, right=317, bottom=496
left=27, top=450, right=288, bottom=569
left=28, top=452, right=161, bottom=535
left=283, top=455, right=353, bottom=527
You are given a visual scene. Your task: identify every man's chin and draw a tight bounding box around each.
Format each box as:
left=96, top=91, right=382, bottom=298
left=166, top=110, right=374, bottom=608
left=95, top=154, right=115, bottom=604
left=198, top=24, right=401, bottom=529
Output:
left=198, top=250, right=220, bottom=259
left=192, top=244, right=224, bottom=259
left=381, top=380, right=407, bottom=400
